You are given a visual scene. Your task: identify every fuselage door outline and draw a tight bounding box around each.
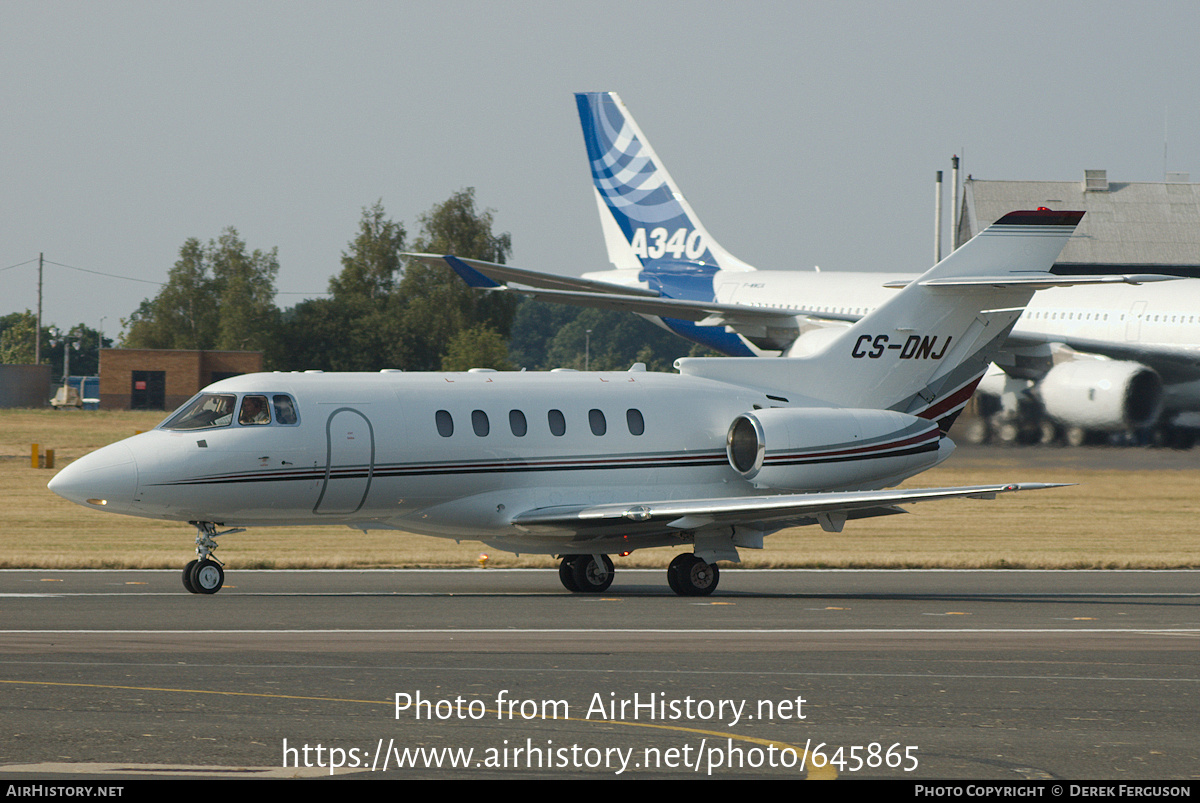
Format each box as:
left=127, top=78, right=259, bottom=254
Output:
left=314, top=407, right=375, bottom=515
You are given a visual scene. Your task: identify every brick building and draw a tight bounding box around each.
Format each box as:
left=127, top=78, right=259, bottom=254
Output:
left=98, top=349, right=262, bottom=411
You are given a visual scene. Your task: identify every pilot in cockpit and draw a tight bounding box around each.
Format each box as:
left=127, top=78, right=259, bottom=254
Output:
left=238, top=395, right=271, bottom=425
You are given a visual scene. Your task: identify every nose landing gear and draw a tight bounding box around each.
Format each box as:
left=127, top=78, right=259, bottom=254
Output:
left=182, top=558, right=225, bottom=594
left=181, top=522, right=242, bottom=594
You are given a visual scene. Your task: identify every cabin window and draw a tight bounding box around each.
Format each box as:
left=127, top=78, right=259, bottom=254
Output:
left=238, top=395, right=271, bottom=425
left=589, top=409, right=607, bottom=436
left=272, top=395, right=298, bottom=425
left=626, top=408, right=645, bottom=436
left=161, top=393, right=236, bottom=431
left=472, top=410, right=490, bottom=437
left=435, top=410, right=454, bottom=437
left=548, top=409, right=566, bottom=436
left=509, top=410, right=527, bottom=437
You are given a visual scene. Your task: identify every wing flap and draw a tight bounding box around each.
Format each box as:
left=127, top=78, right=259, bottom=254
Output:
left=883, top=274, right=1179, bottom=289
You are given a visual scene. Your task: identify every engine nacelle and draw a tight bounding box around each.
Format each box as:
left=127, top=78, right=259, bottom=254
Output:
left=726, top=407, right=946, bottom=491
left=1037, top=360, right=1163, bottom=431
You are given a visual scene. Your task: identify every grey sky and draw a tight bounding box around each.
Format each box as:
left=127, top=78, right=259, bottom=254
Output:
left=4, top=0, right=1199, bottom=339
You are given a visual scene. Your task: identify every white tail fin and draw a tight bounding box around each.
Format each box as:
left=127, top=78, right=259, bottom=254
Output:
left=677, top=209, right=1085, bottom=431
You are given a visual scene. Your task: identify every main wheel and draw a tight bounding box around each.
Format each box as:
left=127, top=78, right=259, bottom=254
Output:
left=667, top=561, right=686, bottom=592
left=182, top=559, right=199, bottom=593
left=667, top=554, right=719, bottom=596
left=190, top=559, right=224, bottom=594
left=558, top=556, right=581, bottom=592
left=570, top=554, right=614, bottom=593
left=666, top=554, right=687, bottom=595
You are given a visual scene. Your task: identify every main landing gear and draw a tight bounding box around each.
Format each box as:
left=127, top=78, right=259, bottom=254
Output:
left=558, top=554, right=615, bottom=593
left=181, top=522, right=242, bottom=594
left=556, top=552, right=721, bottom=596
left=667, top=553, right=719, bottom=596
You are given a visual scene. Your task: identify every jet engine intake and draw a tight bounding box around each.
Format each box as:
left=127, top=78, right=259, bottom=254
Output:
left=726, top=407, right=945, bottom=491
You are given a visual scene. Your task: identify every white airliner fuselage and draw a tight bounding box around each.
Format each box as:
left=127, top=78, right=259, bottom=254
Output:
left=706, top=270, right=1200, bottom=357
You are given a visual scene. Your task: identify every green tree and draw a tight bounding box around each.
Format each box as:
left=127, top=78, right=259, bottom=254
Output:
left=277, top=203, right=411, bottom=371
left=330, top=200, right=406, bottom=302
left=123, top=229, right=280, bottom=358
left=45, top=324, right=110, bottom=377
left=123, top=238, right=218, bottom=350
left=400, top=188, right=518, bottom=370
left=275, top=297, right=357, bottom=371
left=0, top=310, right=39, bottom=364
left=210, top=228, right=280, bottom=353
left=517, top=302, right=698, bottom=372
left=441, top=325, right=513, bottom=371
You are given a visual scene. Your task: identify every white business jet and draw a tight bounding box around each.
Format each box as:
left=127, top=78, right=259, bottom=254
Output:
left=51, top=209, right=1110, bottom=596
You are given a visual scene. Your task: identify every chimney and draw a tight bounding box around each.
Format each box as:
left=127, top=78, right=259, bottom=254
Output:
left=1084, top=169, right=1109, bottom=192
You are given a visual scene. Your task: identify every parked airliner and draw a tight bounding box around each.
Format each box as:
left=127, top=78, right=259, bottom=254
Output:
left=51, top=209, right=1121, bottom=596
left=428, top=92, right=1193, bottom=445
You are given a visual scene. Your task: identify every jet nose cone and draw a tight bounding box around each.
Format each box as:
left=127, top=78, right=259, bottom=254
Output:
left=48, top=442, right=139, bottom=511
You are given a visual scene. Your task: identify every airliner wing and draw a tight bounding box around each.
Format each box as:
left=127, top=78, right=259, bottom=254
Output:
left=496, top=286, right=814, bottom=326
left=406, top=253, right=661, bottom=297
left=409, top=253, right=835, bottom=327
left=510, top=483, right=1065, bottom=535
left=1006, top=332, right=1200, bottom=383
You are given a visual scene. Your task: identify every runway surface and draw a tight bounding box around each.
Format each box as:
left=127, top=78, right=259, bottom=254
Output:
left=1, top=568, right=1197, bottom=779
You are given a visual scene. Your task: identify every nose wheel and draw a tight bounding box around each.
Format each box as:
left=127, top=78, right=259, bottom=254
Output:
left=182, top=558, right=224, bottom=594
left=181, top=522, right=240, bottom=594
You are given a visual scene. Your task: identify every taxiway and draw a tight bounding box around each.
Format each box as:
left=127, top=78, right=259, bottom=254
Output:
left=1, top=568, right=1197, bottom=779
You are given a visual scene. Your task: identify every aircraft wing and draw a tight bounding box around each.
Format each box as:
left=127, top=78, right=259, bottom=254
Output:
left=490, top=286, right=818, bottom=326
left=1005, top=331, right=1200, bottom=384
left=510, top=483, right=1065, bottom=536
left=408, top=253, right=843, bottom=327
left=406, top=253, right=660, bottom=297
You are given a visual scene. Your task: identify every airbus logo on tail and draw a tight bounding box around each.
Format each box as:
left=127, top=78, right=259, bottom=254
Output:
left=852, top=334, right=953, bottom=360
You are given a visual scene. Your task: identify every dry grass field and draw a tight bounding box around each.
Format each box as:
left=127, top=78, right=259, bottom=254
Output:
left=2, top=408, right=1197, bottom=570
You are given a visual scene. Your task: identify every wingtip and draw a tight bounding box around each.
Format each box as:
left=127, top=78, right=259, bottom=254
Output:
left=442, top=255, right=502, bottom=289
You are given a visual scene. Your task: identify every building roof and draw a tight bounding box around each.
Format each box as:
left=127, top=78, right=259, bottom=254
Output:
left=960, top=174, right=1200, bottom=268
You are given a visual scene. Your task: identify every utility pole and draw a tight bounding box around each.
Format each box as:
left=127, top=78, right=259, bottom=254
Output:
left=35, top=253, right=43, bottom=365
left=950, top=156, right=961, bottom=251
left=934, top=170, right=943, bottom=264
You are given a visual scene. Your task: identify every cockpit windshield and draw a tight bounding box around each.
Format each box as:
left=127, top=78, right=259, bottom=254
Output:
left=161, top=393, right=237, bottom=431
left=161, top=392, right=300, bottom=431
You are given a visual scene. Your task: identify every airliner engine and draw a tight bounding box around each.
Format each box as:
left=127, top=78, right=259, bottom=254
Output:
left=1037, top=360, right=1163, bottom=431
